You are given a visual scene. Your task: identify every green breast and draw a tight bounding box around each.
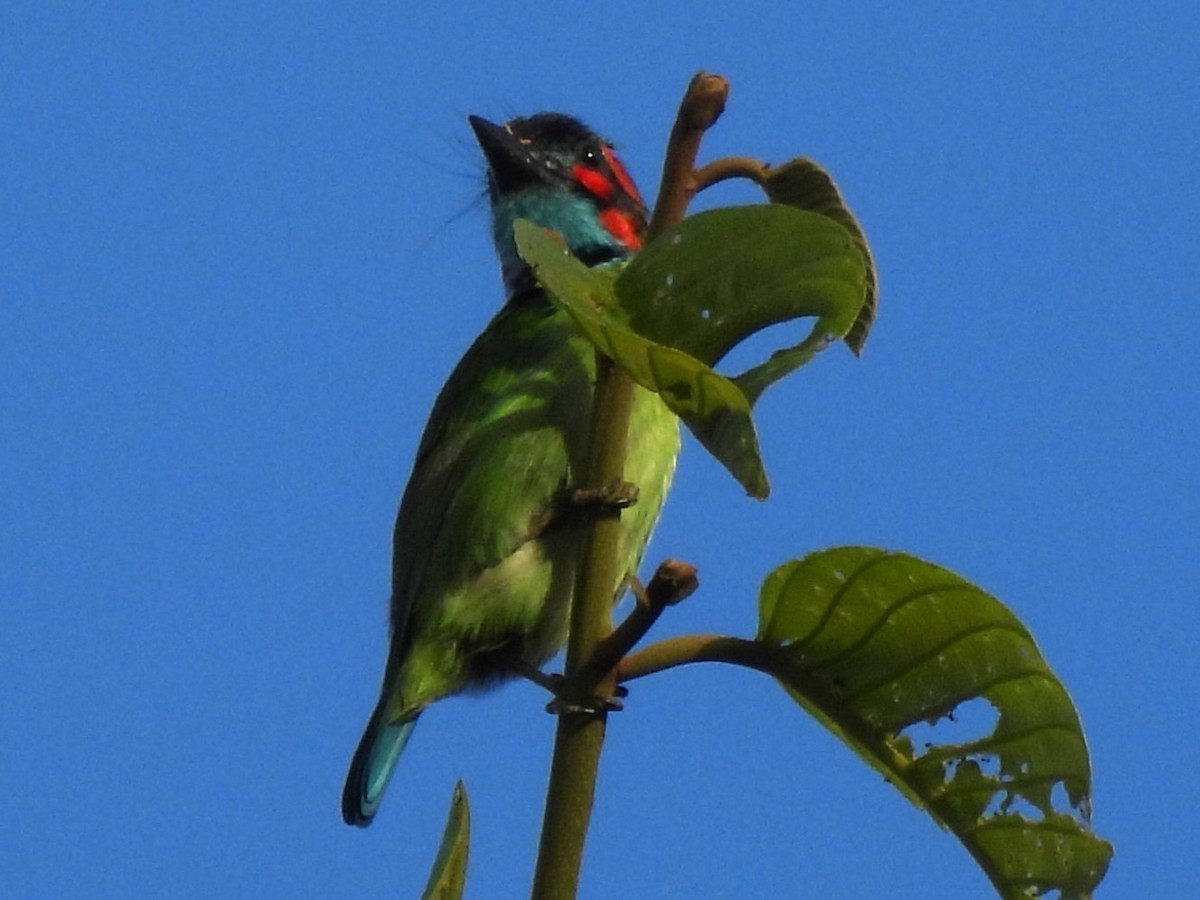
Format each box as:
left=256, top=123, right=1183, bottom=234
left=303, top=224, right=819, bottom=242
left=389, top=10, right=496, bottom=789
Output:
left=386, top=297, right=679, bottom=716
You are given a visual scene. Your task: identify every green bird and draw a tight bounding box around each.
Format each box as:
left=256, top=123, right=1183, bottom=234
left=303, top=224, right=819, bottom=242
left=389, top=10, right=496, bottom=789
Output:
left=341, top=112, right=680, bottom=826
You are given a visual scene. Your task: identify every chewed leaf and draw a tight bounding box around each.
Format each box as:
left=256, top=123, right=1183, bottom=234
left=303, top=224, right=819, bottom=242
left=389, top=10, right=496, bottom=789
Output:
left=420, top=781, right=470, bottom=900
left=515, top=220, right=768, bottom=496
left=757, top=547, right=1112, bottom=898
left=763, top=158, right=878, bottom=355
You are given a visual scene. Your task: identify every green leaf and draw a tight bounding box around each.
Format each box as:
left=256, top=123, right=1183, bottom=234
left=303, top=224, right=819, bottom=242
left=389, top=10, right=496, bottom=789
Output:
left=420, top=781, right=470, bottom=900
left=616, top=205, right=867, bottom=402
left=763, top=158, right=878, bottom=355
left=757, top=547, right=1112, bottom=898
left=516, top=204, right=867, bottom=494
left=515, top=219, right=768, bottom=497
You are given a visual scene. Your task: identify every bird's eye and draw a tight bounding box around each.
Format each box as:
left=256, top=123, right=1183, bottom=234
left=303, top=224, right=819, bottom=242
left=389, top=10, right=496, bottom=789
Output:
left=580, top=145, right=602, bottom=168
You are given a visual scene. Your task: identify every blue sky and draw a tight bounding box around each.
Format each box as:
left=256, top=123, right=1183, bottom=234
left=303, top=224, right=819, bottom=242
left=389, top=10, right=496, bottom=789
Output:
left=3, top=3, right=1197, bottom=897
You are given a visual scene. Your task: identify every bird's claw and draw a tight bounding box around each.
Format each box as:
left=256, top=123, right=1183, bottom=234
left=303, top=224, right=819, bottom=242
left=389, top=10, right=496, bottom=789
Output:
left=569, top=479, right=639, bottom=512
left=520, top=665, right=628, bottom=716
left=545, top=684, right=628, bottom=716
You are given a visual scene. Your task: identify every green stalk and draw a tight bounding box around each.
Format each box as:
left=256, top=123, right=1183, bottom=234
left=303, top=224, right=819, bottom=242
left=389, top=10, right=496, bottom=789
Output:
left=530, top=73, right=730, bottom=900
left=530, top=357, right=636, bottom=900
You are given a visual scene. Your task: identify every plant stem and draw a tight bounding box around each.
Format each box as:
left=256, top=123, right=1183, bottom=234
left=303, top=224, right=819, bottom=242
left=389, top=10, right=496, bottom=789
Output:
left=693, top=156, right=769, bottom=191
left=647, top=73, right=731, bottom=239
left=574, top=560, right=699, bottom=690
left=529, top=73, right=730, bottom=900
left=616, top=633, right=766, bottom=683
left=531, top=355, right=635, bottom=900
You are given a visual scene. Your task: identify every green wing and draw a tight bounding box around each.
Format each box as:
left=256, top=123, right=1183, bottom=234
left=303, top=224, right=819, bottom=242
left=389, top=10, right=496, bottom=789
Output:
left=389, top=302, right=594, bottom=647
left=385, top=295, right=679, bottom=714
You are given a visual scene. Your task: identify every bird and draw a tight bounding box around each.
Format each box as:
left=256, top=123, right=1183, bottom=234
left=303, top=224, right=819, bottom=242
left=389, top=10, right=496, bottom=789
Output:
left=341, top=112, right=681, bottom=826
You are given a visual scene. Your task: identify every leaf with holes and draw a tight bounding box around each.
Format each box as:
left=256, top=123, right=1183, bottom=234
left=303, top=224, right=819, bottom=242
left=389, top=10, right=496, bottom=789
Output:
left=515, top=219, right=768, bottom=497
left=420, top=781, right=470, bottom=900
left=757, top=547, right=1112, bottom=898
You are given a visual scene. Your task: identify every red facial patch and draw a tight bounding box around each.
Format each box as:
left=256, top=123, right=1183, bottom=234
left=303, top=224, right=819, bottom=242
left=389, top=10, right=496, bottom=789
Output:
left=599, top=208, right=643, bottom=251
left=571, top=164, right=614, bottom=201
left=601, top=145, right=646, bottom=209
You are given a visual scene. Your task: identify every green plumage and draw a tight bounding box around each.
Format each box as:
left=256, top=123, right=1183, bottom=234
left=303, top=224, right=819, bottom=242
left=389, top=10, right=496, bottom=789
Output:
left=387, top=295, right=677, bottom=712
left=343, top=112, right=679, bottom=826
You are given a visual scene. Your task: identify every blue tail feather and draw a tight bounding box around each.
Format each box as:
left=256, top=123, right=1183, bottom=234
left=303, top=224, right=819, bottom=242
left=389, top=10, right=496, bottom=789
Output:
left=341, top=705, right=418, bottom=827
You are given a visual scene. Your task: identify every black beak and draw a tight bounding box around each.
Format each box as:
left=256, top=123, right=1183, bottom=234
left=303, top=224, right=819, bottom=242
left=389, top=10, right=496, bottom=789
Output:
left=469, top=115, right=552, bottom=197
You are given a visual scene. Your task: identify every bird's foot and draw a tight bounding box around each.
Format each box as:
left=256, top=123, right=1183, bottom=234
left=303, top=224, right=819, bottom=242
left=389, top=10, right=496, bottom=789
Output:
left=569, top=479, right=639, bottom=512
left=516, top=663, right=627, bottom=716
left=522, top=480, right=639, bottom=544
left=546, top=683, right=628, bottom=716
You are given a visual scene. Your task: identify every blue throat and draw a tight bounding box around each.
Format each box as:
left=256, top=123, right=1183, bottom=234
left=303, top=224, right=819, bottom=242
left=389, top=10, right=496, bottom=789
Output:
left=491, top=188, right=630, bottom=294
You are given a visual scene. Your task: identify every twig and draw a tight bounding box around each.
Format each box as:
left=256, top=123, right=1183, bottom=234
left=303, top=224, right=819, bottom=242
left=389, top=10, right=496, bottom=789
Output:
left=572, top=560, right=699, bottom=691
left=616, top=633, right=765, bottom=683
left=646, top=72, right=730, bottom=240
left=693, top=156, right=769, bottom=191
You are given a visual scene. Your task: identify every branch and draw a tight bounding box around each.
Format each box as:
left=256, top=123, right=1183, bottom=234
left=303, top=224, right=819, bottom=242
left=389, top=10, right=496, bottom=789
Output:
left=529, top=354, right=633, bottom=900
left=646, top=72, right=730, bottom=240
left=616, top=633, right=769, bottom=683
left=530, top=73, right=728, bottom=900
left=693, top=156, right=769, bottom=191
left=573, top=559, right=699, bottom=691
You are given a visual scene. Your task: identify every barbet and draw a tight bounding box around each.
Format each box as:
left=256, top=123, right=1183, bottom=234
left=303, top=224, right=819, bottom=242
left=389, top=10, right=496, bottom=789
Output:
left=342, top=113, right=680, bottom=826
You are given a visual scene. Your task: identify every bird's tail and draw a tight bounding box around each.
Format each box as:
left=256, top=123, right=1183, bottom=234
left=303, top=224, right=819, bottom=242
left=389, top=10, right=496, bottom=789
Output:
left=341, top=702, right=419, bottom=827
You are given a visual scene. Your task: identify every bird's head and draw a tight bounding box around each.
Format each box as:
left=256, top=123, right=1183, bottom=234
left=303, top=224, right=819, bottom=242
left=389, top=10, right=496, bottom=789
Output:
left=469, top=113, right=648, bottom=293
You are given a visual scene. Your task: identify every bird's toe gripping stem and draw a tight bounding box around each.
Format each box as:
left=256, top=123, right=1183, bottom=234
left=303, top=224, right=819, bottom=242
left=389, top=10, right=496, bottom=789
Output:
left=569, top=478, right=639, bottom=513
left=517, top=665, right=627, bottom=716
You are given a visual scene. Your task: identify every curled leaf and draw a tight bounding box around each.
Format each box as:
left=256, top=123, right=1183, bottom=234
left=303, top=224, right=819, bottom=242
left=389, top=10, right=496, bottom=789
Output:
left=515, top=205, right=868, bottom=495
left=617, top=205, right=866, bottom=382
left=515, top=220, right=768, bottom=496
left=763, top=158, right=878, bottom=354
